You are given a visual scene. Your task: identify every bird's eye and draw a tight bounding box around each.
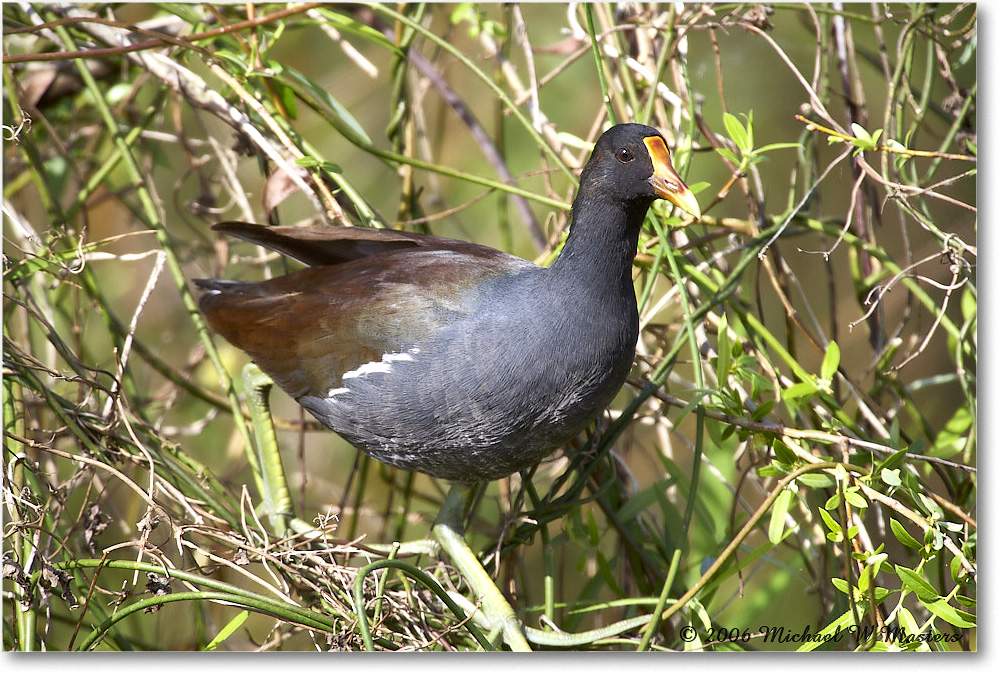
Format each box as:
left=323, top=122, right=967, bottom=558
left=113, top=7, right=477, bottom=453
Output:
left=615, top=148, right=634, bottom=163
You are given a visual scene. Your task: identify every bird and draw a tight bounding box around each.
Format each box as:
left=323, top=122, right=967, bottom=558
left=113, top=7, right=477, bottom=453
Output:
left=196, top=123, right=699, bottom=483
left=194, top=123, right=700, bottom=649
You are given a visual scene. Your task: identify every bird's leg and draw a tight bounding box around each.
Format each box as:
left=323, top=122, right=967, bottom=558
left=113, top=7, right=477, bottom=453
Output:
left=242, top=363, right=295, bottom=534
left=432, top=483, right=532, bottom=652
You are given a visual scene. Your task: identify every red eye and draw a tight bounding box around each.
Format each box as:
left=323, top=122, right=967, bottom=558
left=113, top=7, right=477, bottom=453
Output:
left=616, top=148, right=633, bottom=163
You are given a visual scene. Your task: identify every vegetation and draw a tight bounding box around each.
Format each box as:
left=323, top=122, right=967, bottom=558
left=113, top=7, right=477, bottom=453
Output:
left=3, top=2, right=975, bottom=651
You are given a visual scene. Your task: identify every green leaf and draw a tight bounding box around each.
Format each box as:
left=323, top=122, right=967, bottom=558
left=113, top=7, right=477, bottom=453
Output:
left=768, top=488, right=793, bottom=544
left=843, top=488, right=868, bottom=509
left=720, top=424, right=736, bottom=441
left=849, top=123, right=884, bottom=153
left=924, top=527, right=944, bottom=552
left=831, top=577, right=851, bottom=595
left=851, top=122, right=871, bottom=144
left=795, top=608, right=854, bottom=652
left=758, top=463, right=789, bottom=477
left=295, top=158, right=342, bottom=174
left=756, top=142, right=802, bottom=153
left=723, top=112, right=750, bottom=154
left=897, top=607, right=920, bottom=635
left=856, top=567, right=870, bottom=594
left=686, top=180, right=712, bottom=196
left=889, top=518, right=922, bottom=549
left=797, top=473, right=835, bottom=488
left=894, top=565, right=939, bottom=602
left=875, top=448, right=907, bottom=473
left=105, top=82, right=134, bottom=106
left=961, top=286, right=976, bottom=323
left=820, top=341, right=840, bottom=381
left=888, top=418, right=901, bottom=447
left=274, top=81, right=298, bottom=120
left=950, top=554, right=967, bottom=584
left=771, top=439, right=796, bottom=466
left=919, top=597, right=976, bottom=629
left=715, top=147, right=740, bottom=165
left=213, top=48, right=249, bottom=71
left=716, top=312, right=731, bottom=384
left=881, top=468, right=902, bottom=487
left=819, top=508, right=841, bottom=535
left=450, top=2, right=476, bottom=24
left=278, top=65, right=372, bottom=147
left=781, top=380, right=819, bottom=401
left=749, top=398, right=776, bottom=421
left=917, top=493, right=944, bottom=519
left=865, top=551, right=888, bottom=580
left=316, top=7, right=403, bottom=55
left=205, top=609, right=250, bottom=651
left=940, top=520, right=964, bottom=533
left=933, top=404, right=973, bottom=457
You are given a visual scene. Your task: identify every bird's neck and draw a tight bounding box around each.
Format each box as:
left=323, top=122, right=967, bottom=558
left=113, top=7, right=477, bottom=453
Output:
left=548, top=195, right=648, bottom=298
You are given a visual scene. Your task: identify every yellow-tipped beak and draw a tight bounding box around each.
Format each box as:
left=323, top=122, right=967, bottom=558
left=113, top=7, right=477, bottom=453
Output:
left=644, top=136, right=701, bottom=220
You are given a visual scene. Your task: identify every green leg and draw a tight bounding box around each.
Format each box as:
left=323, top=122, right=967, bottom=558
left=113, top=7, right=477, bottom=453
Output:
left=432, top=484, right=532, bottom=652
left=242, top=363, right=293, bottom=534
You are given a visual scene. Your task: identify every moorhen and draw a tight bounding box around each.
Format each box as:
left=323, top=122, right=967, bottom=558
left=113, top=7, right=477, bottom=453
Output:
left=195, top=123, right=700, bottom=649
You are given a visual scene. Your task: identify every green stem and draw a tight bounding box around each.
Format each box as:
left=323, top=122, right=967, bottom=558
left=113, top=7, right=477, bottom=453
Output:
left=637, top=549, right=683, bottom=651
left=242, top=364, right=293, bottom=533
left=432, top=484, right=532, bottom=651
left=77, top=591, right=331, bottom=651
left=585, top=4, right=616, bottom=124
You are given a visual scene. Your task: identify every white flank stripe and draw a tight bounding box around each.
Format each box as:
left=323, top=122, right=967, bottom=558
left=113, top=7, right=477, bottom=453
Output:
left=342, top=360, right=392, bottom=379
left=341, top=348, right=420, bottom=381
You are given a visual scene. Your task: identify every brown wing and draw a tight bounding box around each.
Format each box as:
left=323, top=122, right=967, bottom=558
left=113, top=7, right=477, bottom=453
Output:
left=198, top=229, right=524, bottom=400
left=211, top=221, right=496, bottom=267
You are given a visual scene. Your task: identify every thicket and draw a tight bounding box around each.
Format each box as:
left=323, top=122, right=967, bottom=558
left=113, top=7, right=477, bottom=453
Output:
left=3, top=3, right=975, bottom=651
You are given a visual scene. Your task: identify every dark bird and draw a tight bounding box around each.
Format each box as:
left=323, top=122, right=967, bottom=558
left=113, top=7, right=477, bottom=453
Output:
left=195, top=123, right=700, bottom=649
left=196, top=123, right=700, bottom=484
